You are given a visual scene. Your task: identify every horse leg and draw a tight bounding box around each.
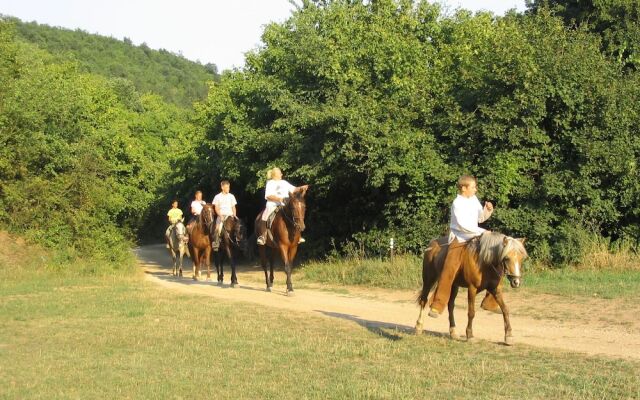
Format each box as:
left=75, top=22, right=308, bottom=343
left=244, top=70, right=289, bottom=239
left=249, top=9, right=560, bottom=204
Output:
left=228, top=245, right=238, bottom=287
left=170, top=249, right=177, bottom=276
left=490, top=287, right=513, bottom=346
left=448, top=285, right=459, bottom=339
left=466, top=286, right=478, bottom=341
left=205, top=246, right=212, bottom=281
left=268, top=249, right=275, bottom=286
left=192, top=248, right=199, bottom=280
left=178, top=247, right=183, bottom=277
left=280, top=244, right=294, bottom=295
left=259, top=245, right=271, bottom=292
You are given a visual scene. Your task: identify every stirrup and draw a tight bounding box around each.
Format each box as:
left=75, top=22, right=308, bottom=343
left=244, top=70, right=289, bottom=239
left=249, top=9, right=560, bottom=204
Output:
left=257, top=236, right=265, bottom=245
left=298, top=237, right=305, bottom=244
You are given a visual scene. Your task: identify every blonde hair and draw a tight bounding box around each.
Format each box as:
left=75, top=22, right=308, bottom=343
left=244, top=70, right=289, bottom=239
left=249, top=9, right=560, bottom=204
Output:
left=266, top=167, right=281, bottom=180
left=457, top=175, right=476, bottom=191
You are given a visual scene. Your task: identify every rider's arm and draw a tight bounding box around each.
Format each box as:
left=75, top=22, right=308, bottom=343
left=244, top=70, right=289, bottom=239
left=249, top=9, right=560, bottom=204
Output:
left=232, top=205, right=237, bottom=216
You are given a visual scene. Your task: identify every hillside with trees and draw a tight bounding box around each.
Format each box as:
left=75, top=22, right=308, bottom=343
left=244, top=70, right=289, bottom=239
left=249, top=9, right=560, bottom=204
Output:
left=0, top=17, right=199, bottom=263
left=7, top=16, right=218, bottom=107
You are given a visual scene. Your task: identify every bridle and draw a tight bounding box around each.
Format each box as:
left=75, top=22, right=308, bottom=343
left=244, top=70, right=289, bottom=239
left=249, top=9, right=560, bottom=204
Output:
left=281, top=197, right=305, bottom=232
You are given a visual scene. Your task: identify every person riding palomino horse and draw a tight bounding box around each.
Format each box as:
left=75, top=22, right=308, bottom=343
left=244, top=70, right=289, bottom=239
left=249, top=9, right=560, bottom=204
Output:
left=428, top=174, right=500, bottom=318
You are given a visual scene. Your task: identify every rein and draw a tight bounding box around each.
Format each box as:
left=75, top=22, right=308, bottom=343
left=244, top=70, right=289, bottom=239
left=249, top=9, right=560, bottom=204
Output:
left=280, top=203, right=303, bottom=231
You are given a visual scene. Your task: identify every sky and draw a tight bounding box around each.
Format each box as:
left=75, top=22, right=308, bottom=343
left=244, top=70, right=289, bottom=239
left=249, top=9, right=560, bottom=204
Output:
left=0, top=0, right=526, bottom=71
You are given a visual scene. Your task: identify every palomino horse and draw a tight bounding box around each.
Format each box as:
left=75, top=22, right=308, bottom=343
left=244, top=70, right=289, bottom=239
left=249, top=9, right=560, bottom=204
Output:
left=166, top=220, right=189, bottom=277
left=213, top=216, right=247, bottom=287
left=415, top=232, right=527, bottom=345
left=187, top=204, right=215, bottom=280
left=254, top=187, right=308, bottom=295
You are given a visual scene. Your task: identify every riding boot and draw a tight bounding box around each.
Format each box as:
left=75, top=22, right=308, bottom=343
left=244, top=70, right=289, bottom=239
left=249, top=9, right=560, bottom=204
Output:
left=257, top=220, right=267, bottom=245
left=212, top=229, right=220, bottom=251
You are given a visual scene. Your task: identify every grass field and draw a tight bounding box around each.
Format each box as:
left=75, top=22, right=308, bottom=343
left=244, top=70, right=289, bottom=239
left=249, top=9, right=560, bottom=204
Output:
left=2, top=267, right=640, bottom=399
left=298, top=255, right=640, bottom=300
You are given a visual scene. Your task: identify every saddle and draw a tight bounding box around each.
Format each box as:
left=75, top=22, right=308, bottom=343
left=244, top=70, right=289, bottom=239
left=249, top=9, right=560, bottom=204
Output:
left=263, top=206, right=282, bottom=245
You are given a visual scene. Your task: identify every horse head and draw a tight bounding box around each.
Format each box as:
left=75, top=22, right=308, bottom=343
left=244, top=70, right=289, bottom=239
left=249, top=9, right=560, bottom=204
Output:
left=200, top=204, right=215, bottom=234
left=174, top=220, right=187, bottom=242
left=500, top=237, right=528, bottom=288
left=287, top=185, right=308, bottom=232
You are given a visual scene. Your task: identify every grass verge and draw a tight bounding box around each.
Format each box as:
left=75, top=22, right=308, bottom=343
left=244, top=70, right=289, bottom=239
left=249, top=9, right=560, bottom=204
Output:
left=297, top=254, right=640, bottom=300
left=1, top=267, right=639, bottom=399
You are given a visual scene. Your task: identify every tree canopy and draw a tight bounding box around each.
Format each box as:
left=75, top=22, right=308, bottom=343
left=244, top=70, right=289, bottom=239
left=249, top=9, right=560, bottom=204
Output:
left=194, top=0, right=640, bottom=264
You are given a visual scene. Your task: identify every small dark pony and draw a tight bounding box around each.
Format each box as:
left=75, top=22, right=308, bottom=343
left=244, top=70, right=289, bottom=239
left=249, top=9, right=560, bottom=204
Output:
left=213, top=216, right=247, bottom=287
left=415, top=232, right=527, bottom=345
left=254, top=186, right=308, bottom=295
left=187, top=204, right=215, bottom=281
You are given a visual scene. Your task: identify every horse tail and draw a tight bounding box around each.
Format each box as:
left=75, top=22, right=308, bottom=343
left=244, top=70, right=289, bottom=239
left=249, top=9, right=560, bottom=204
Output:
left=415, top=240, right=441, bottom=307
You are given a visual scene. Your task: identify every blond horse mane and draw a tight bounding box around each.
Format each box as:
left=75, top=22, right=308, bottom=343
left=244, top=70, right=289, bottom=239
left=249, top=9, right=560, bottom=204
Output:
left=467, top=232, right=528, bottom=269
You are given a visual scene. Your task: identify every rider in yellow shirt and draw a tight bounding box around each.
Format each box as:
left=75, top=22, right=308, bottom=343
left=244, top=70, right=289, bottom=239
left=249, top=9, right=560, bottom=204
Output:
left=165, top=200, right=184, bottom=247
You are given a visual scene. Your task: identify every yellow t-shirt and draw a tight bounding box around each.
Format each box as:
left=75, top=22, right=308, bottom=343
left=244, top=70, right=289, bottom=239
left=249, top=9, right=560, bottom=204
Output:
left=167, top=208, right=183, bottom=224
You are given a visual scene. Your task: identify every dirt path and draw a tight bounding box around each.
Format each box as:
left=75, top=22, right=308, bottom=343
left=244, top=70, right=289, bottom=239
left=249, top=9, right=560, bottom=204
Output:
left=137, top=244, right=640, bottom=361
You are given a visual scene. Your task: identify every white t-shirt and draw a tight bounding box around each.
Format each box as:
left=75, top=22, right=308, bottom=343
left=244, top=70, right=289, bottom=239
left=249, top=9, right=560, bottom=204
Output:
left=191, top=200, right=205, bottom=216
left=212, top=192, right=237, bottom=216
left=265, top=179, right=296, bottom=207
left=448, top=194, right=490, bottom=243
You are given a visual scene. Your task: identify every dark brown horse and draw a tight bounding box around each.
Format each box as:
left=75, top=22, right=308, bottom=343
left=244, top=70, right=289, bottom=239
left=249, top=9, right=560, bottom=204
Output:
left=415, top=232, right=527, bottom=345
left=187, top=204, right=215, bottom=281
left=254, top=187, right=308, bottom=295
left=213, top=216, right=247, bottom=287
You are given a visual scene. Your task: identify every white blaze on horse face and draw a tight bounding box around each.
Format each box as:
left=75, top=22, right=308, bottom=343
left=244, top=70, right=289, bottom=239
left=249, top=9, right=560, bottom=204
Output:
left=512, top=260, right=521, bottom=277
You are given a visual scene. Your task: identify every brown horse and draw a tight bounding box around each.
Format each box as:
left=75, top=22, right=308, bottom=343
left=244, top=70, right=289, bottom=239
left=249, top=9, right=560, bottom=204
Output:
left=187, top=204, right=215, bottom=281
left=254, top=187, right=308, bottom=295
left=213, top=216, right=247, bottom=287
left=415, top=232, right=527, bottom=345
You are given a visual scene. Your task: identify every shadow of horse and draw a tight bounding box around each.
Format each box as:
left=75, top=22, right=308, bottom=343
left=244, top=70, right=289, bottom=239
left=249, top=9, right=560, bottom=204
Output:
left=315, top=310, right=451, bottom=341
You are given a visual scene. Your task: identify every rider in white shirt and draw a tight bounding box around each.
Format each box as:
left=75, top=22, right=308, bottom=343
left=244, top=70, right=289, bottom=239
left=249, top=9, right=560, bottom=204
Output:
left=256, top=167, right=306, bottom=245
left=187, top=190, right=206, bottom=233
left=212, top=180, right=237, bottom=249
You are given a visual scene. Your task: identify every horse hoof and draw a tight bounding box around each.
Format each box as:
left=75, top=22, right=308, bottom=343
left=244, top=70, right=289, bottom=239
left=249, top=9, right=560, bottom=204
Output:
left=466, top=336, right=476, bottom=343
left=230, top=283, right=237, bottom=288
left=415, top=323, right=423, bottom=335
left=449, top=328, right=459, bottom=340
left=505, top=336, right=514, bottom=346
left=266, top=287, right=272, bottom=292
left=287, top=290, right=295, bottom=297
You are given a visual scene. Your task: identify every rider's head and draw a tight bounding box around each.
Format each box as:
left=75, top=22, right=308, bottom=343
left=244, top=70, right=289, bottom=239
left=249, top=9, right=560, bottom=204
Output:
left=194, top=190, right=203, bottom=201
left=457, top=175, right=477, bottom=198
left=220, top=180, right=230, bottom=194
left=267, top=167, right=282, bottom=180
left=171, top=199, right=178, bottom=208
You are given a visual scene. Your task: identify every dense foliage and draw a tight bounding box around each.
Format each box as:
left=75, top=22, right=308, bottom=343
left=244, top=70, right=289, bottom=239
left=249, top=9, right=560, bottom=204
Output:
left=8, top=16, right=218, bottom=107
left=195, top=0, right=640, bottom=264
left=0, top=19, right=198, bottom=263
left=526, top=0, right=640, bottom=69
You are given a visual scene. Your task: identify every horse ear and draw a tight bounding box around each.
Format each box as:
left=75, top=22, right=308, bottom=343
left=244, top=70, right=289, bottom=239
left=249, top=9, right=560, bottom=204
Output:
left=517, top=237, right=526, bottom=244
left=503, top=236, right=510, bottom=246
